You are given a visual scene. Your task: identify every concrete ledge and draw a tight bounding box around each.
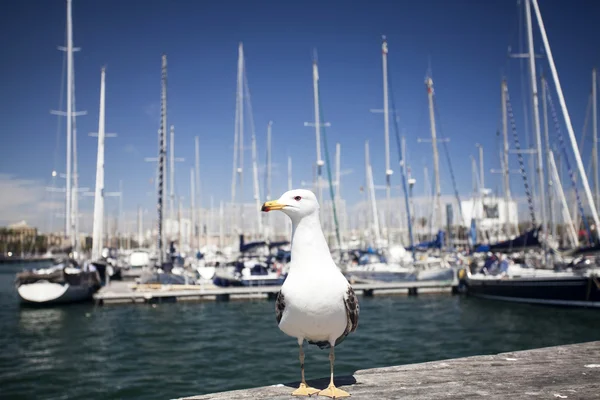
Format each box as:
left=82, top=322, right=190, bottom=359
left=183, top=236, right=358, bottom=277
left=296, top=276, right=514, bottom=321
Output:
left=177, top=341, right=600, bottom=399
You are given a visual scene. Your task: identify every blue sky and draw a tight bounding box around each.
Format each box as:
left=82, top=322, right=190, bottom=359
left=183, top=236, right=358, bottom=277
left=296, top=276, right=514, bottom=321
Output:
left=0, top=0, right=599, bottom=230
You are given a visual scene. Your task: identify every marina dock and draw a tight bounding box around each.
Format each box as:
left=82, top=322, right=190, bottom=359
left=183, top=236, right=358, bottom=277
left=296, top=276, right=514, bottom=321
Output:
left=93, top=279, right=458, bottom=305
left=177, top=341, right=600, bottom=399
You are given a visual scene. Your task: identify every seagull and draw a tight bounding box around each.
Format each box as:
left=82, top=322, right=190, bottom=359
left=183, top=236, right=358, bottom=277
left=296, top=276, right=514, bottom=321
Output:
left=262, top=189, right=359, bottom=398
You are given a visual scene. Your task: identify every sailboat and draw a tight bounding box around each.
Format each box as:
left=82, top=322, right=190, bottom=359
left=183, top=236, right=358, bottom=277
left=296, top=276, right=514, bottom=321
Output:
left=212, top=43, right=288, bottom=287
left=460, top=0, right=600, bottom=307
left=16, top=0, right=101, bottom=305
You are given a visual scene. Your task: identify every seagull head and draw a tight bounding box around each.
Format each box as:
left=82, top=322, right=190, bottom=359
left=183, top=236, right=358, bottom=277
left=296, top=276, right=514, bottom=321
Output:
left=261, top=189, right=319, bottom=220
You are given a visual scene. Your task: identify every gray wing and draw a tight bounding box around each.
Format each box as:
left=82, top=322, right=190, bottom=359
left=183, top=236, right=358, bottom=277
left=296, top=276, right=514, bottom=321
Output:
left=343, top=286, right=359, bottom=335
left=275, top=290, right=285, bottom=325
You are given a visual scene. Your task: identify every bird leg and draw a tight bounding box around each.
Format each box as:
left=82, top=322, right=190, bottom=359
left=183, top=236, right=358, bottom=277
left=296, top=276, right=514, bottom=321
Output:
left=292, top=344, right=319, bottom=396
left=318, top=347, right=350, bottom=398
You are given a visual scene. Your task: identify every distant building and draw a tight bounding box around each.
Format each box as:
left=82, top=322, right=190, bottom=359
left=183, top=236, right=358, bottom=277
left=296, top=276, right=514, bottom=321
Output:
left=6, top=220, right=37, bottom=237
left=460, top=196, right=519, bottom=231
left=0, top=221, right=38, bottom=245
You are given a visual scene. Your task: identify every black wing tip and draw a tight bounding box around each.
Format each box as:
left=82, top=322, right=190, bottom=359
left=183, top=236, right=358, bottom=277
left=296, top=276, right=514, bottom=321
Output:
left=275, top=290, right=285, bottom=325
left=345, top=285, right=359, bottom=334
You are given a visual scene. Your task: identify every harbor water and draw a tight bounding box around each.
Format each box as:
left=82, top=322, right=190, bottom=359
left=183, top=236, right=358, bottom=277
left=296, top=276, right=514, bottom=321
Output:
left=1, top=263, right=599, bottom=400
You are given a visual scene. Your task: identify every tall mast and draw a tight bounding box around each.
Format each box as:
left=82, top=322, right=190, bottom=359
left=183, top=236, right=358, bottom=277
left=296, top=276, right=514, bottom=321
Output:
left=335, top=143, right=341, bottom=199
left=167, top=126, right=184, bottom=239
left=169, top=126, right=175, bottom=223
left=209, top=196, right=214, bottom=245
left=219, top=201, right=224, bottom=249
left=267, top=121, right=272, bottom=200
left=471, top=155, right=481, bottom=241
left=266, top=121, right=272, bottom=239
left=137, top=206, right=143, bottom=247
left=593, top=68, right=599, bottom=213
left=334, top=142, right=342, bottom=241
left=251, top=123, right=262, bottom=238
left=230, top=65, right=239, bottom=240
left=476, top=143, right=484, bottom=190
left=531, top=0, right=600, bottom=239
left=194, top=136, right=201, bottom=249
left=157, top=54, right=167, bottom=265
left=304, top=53, right=330, bottom=217
left=71, top=72, right=79, bottom=253
left=237, top=43, right=245, bottom=236
left=399, top=131, right=415, bottom=257
left=549, top=151, right=578, bottom=247
left=65, top=0, right=74, bottom=245
left=118, top=179, right=123, bottom=248
left=91, top=68, right=106, bottom=261
left=381, top=36, right=392, bottom=246
left=525, top=0, right=547, bottom=260
left=286, top=156, right=292, bottom=237
left=190, top=167, right=195, bottom=249
left=313, top=59, right=323, bottom=211
left=425, top=77, right=442, bottom=233
left=365, top=141, right=381, bottom=246
left=501, top=80, right=511, bottom=236
left=177, top=197, right=182, bottom=246
left=541, top=75, right=556, bottom=242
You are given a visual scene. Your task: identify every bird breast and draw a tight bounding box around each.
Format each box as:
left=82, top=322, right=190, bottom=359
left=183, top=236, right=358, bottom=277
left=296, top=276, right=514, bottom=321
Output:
left=278, top=274, right=348, bottom=343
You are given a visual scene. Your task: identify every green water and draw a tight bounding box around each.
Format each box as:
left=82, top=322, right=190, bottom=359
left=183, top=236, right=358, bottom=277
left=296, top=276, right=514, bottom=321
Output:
left=1, top=263, right=599, bottom=400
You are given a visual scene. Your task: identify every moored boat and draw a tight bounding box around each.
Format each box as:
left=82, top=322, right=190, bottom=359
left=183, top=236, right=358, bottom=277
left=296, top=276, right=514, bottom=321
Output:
left=15, top=259, right=101, bottom=306
left=459, top=260, right=600, bottom=308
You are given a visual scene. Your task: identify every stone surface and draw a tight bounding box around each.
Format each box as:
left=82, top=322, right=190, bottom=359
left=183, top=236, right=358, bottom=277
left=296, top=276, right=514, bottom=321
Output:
left=176, top=341, right=600, bottom=399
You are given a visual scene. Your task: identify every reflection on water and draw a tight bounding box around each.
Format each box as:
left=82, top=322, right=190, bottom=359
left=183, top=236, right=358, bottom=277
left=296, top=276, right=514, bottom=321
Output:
left=0, top=264, right=599, bottom=400
left=18, top=307, right=69, bottom=334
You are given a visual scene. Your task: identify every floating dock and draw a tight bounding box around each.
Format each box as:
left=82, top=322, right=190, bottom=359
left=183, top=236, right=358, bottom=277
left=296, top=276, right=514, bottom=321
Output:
left=177, top=341, right=600, bottom=399
left=93, top=279, right=458, bottom=305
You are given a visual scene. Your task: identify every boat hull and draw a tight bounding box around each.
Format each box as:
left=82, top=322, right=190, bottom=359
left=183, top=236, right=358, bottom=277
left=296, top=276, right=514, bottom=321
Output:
left=345, top=270, right=416, bottom=282
left=417, top=267, right=455, bottom=281
left=17, top=282, right=97, bottom=305
left=464, top=275, right=600, bottom=308
left=240, top=276, right=286, bottom=286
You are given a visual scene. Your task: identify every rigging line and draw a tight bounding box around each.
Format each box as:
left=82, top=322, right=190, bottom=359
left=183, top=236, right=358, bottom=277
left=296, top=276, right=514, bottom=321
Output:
left=387, top=63, right=415, bottom=253
left=544, top=79, right=592, bottom=245
left=579, top=92, right=593, bottom=150
left=505, top=83, right=537, bottom=227
left=48, top=42, right=68, bottom=234
left=427, top=168, right=435, bottom=238
left=243, top=61, right=259, bottom=200
left=230, top=76, right=240, bottom=205
left=71, top=62, right=79, bottom=244
left=571, top=92, right=593, bottom=187
left=431, top=97, right=465, bottom=227
left=502, top=0, right=521, bottom=79
left=316, top=86, right=342, bottom=252
left=263, top=143, right=268, bottom=202
left=53, top=34, right=68, bottom=176
left=517, top=0, right=536, bottom=201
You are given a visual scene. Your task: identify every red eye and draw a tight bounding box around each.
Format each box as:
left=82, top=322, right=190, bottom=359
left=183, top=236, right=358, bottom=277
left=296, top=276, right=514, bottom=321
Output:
left=294, top=196, right=302, bottom=201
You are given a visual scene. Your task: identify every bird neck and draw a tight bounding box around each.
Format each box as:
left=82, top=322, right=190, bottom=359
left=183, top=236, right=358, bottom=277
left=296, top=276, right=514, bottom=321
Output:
left=290, top=211, right=331, bottom=268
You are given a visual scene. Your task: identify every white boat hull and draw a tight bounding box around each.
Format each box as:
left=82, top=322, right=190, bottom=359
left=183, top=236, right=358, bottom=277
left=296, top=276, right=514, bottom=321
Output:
left=197, top=266, right=216, bottom=280
left=17, top=281, right=96, bottom=305
left=345, top=263, right=416, bottom=282
left=417, top=267, right=455, bottom=281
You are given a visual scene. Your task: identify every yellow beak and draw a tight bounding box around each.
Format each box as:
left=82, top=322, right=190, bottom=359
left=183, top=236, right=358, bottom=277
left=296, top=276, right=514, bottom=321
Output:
left=261, top=200, right=285, bottom=212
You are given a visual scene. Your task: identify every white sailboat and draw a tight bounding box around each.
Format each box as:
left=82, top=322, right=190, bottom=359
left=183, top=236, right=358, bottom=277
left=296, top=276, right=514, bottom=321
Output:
left=344, top=141, right=415, bottom=283
left=16, top=0, right=101, bottom=305
left=462, top=0, right=600, bottom=307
